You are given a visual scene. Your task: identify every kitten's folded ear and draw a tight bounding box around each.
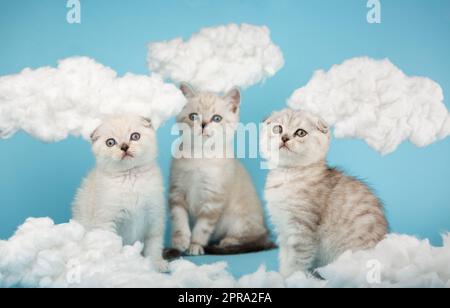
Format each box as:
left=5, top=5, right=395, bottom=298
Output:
left=142, top=117, right=153, bottom=128
left=262, top=115, right=272, bottom=125
left=90, top=127, right=100, bottom=143
left=179, top=82, right=197, bottom=99
left=316, top=117, right=329, bottom=134
left=224, top=87, right=241, bottom=113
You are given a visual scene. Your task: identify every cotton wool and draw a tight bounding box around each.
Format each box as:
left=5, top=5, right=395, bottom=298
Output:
left=0, top=218, right=449, bottom=288
left=148, top=23, right=285, bottom=93
left=0, top=57, right=186, bottom=142
left=288, top=57, right=450, bottom=155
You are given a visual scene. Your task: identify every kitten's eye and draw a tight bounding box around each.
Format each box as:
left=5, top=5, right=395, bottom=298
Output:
left=212, top=115, right=223, bottom=123
left=295, top=129, right=308, bottom=138
left=189, top=113, right=199, bottom=121
left=130, top=132, right=141, bottom=141
left=106, top=138, right=116, bottom=147
left=272, top=125, right=283, bottom=135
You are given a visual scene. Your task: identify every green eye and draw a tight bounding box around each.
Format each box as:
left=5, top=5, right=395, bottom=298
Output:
left=130, top=132, right=141, bottom=141
left=272, top=125, right=283, bottom=135
left=106, top=138, right=116, bottom=147
left=212, top=115, right=223, bottom=123
left=189, top=113, right=199, bottom=121
left=295, top=129, right=308, bottom=138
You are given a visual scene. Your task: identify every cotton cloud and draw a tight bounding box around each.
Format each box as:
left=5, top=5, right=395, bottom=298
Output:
left=0, top=57, right=186, bottom=142
left=0, top=218, right=449, bottom=288
left=288, top=57, right=450, bottom=155
left=148, top=23, right=284, bottom=93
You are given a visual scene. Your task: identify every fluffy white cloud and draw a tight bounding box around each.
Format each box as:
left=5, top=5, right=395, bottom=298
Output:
left=0, top=57, right=186, bottom=142
left=288, top=57, right=450, bottom=155
left=0, top=218, right=449, bottom=288
left=148, top=23, right=284, bottom=93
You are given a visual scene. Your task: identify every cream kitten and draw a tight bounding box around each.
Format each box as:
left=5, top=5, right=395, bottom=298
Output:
left=169, top=83, right=273, bottom=256
left=72, top=116, right=168, bottom=272
left=261, top=109, right=388, bottom=277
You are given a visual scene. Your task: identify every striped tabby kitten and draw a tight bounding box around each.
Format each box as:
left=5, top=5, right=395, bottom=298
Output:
left=261, top=109, right=388, bottom=277
left=169, top=83, right=273, bottom=256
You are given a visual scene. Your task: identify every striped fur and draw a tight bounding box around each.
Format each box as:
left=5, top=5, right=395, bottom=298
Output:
left=262, top=109, right=388, bottom=277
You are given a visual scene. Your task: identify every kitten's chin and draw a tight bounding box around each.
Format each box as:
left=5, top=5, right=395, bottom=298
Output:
left=98, top=155, right=156, bottom=173
left=121, top=153, right=135, bottom=160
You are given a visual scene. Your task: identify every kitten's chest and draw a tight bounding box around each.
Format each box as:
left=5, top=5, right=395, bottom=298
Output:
left=185, top=169, right=214, bottom=213
left=178, top=161, right=225, bottom=215
left=105, top=173, right=156, bottom=209
left=265, top=171, right=311, bottom=223
left=265, top=174, right=308, bottom=205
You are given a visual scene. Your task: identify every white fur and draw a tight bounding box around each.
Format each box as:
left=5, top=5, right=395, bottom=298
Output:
left=72, top=116, right=168, bottom=272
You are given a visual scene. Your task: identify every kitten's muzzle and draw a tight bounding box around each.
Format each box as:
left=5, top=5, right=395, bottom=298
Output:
left=121, top=143, right=130, bottom=152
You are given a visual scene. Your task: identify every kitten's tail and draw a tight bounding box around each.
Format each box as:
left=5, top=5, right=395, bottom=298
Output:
left=163, top=236, right=277, bottom=259
left=163, top=248, right=183, bottom=261
left=204, top=236, right=277, bottom=255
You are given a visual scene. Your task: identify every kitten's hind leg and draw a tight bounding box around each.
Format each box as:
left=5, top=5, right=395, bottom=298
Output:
left=219, top=236, right=240, bottom=247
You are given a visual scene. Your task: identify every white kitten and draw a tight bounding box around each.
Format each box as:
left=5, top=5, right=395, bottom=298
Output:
left=72, top=116, right=168, bottom=272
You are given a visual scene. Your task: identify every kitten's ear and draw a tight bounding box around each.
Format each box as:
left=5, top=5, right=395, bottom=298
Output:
left=224, top=87, right=241, bottom=113
left=316, top=117, right=329, bottom=134
left=179, top=82, right=196, bottom=99
left=142, top=117, right=153, bottom=128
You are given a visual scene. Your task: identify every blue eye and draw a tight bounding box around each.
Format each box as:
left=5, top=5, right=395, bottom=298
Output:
left=272, top=125, right=283, bottom=135
left=189, top=113, right=199, bottom=121
left=106, top=138, right=116, bottom=147
left=130, top=132, right=141, bottom=141
left=212, top=115, right=223, bottom=123
left=295, top=129, right=308, bottom=138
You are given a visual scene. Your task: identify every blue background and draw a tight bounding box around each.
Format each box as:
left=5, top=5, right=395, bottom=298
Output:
left=0, top=0, right=449, bottom=277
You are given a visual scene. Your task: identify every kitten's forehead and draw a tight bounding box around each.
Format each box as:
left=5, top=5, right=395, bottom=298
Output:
left=98, top=116, right=145, bottom=136
left=271, top=109, right=316, bottom=130
left=190, top=93, right=227, bottom=114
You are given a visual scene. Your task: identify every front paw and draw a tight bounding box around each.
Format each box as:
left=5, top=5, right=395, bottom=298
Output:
left=154, top=259, right=170, bottom=273
left=172, top=231, right=191, bottom=252
left=188, top=243, right=205, bottom=256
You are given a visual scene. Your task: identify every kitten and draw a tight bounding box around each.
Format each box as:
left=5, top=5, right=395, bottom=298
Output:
left=261, top=109, right=388, bottom=277
left=72, top=116, right=169, bottom=272
left=169, top=83, right=273, bottom=256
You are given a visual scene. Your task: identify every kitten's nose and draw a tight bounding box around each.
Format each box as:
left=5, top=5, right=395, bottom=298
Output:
left=202, top=122, right=207, bottom=130
left=282, top=135, right=290, bottom=143
left=121, top=143, right=129, bottom=152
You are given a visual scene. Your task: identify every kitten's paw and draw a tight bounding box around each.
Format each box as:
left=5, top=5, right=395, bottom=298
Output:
left=188, top=243, right=205, bottom=256
left=172, top=232, right=191, bottom=252
left=154, top=259, right=170, bottom=273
